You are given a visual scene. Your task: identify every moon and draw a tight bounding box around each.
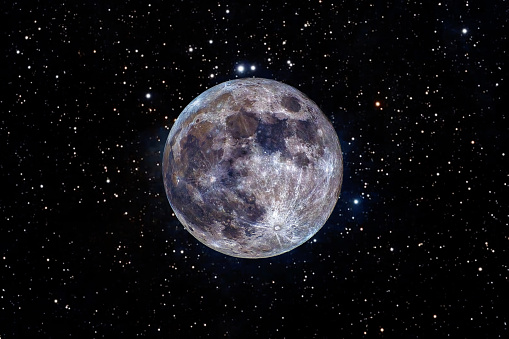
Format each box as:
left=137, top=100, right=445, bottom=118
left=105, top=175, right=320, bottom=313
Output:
left=162, top=78, right=343, bottom=258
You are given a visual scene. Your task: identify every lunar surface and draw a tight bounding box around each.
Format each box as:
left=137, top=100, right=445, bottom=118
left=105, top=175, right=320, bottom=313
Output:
left=162, top=78, right=343, bottom=258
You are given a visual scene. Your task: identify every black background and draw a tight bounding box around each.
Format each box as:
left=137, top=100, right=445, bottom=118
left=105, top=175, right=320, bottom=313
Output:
left=2, top=1, right=508, bottom=337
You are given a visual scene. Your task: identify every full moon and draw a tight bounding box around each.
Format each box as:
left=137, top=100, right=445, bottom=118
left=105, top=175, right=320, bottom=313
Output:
left=162, top=78, right=343, bottom=258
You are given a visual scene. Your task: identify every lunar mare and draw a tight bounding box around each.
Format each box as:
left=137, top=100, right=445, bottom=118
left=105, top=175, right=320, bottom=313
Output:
left=162, top=78, right=343, bottom=258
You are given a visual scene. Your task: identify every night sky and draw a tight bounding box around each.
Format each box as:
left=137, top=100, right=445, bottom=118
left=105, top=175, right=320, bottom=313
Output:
left=2, top=1, right=508, bottom=338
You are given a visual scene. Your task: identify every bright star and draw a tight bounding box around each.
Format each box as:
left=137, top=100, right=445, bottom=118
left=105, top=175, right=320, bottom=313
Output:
left=146, top=93, right=151, bottom=99
left=237, top=65, right=245, bottom=73
left=354, top=199, right=359, bottom=204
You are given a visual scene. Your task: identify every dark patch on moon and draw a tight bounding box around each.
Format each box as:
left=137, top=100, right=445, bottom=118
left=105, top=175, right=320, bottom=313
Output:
left=179, top=135, right=203, bottom=171
left=172, top=183, right=207, bottom=227
left=179, top=123, right=225, bottom=174
left=229, top=144, right=251, bottom=159
left=281, top=95, right=302, bottom=112
left=222, top=224, right=242, bottom=240
left=293, top=120, right=317, bottom=144
left=226, top=110, right=259, bottom=139
left=256, top=118, right=288, bottom=154
left=243, top=225, right=256, bottom=237
left=215, top=158, right=247, bottom=188
left=236, top=190, right=265, bottom=222
left=220, top=166, right=239, bottom=187
left=295, top=152, right=310, bottom=167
